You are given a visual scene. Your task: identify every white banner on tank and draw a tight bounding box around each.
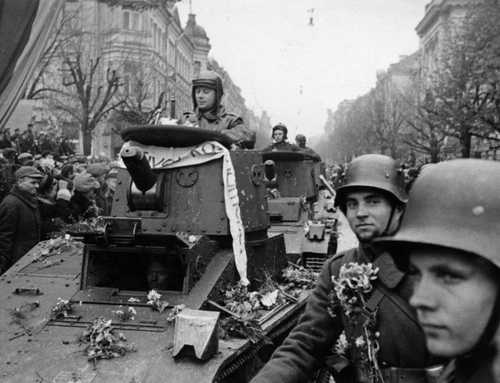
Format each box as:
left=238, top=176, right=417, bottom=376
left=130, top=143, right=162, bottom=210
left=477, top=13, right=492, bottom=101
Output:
left=119, top=140, right=250, bottom=286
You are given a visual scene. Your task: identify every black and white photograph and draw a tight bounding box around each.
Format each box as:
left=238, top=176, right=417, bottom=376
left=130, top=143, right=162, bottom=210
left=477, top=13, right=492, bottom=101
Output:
left=0, top=0, right=499, bottom=382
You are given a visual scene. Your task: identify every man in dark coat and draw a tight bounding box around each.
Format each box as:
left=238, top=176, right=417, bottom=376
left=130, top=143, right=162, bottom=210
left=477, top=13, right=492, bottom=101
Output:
left=182, top=70, right=256, bottom=149
left=0, top=166, right=43, bottom=275
left=252, top=154, right=439, bottom=383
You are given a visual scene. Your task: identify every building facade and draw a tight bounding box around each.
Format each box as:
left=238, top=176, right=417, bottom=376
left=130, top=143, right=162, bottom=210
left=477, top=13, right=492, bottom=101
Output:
left=416, top=0, right=477, bottom=77
left=30, top=0, right=212, bottom=156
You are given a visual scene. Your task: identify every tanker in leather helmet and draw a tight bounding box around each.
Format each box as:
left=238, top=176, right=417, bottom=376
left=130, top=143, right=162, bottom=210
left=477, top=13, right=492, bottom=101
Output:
left=191, top=70, right=224, bottom=110
left=335, top=154, right=408, bottom=212
left=272, top=123, right=288, bottom=140
left=0, top=125, right=309, bottom=383
left=375, top=159, right=500, bottom=267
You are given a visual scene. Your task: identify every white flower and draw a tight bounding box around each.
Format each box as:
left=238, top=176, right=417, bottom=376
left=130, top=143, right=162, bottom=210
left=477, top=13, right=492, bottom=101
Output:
left=355, top=336, right=366, bottom=348
left=128, top=307, right=137, bottom=316
left=334, top=331, right=349, bottom=355
left=147, top=289, right=161, bottom=303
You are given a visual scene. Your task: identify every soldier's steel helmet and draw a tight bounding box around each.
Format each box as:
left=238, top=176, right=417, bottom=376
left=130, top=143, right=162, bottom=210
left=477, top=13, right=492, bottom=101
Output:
left=272, top=123, right=288, bottom=139
left=335, top=154, right=408, bottom=210
left=192, top=70, right=224, bottom=110
left=376, top=159, right=500, bottom=268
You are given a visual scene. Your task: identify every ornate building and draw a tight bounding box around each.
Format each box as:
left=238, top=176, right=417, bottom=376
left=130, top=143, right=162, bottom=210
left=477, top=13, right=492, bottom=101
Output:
left=416, top=0, right=477, bottom=77
left=29, top=0, right=212, bottom=156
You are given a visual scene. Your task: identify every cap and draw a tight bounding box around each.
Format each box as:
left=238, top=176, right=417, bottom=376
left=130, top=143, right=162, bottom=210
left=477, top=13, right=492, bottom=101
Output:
left=15, top=166, right=44, bottom=180
left=18, top=152, right=33, bottom=161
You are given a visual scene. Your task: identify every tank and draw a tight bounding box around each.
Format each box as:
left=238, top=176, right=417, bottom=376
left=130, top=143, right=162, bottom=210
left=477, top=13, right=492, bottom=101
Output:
left=262, top=150, right=337, bottom=271
left=0, top=125, right=309, bottom=383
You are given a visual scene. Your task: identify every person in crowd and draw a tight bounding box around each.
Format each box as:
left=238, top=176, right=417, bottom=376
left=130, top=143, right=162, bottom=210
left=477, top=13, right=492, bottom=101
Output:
left=375, top=159, right=500, bottom=383
left=70, top=173, right=100, bottom=220
left=58, top=135, right=74, bottom=157
left=181, top=70, right=256, bottom=149
left=252, top=154, right=439, bottom=383
left=60, top=163, right=75, bottom=182
left=0, top=129, right=13, bottom=149
left=86, top=162, right=111, bottom=215
left=0, top=166, right=43, bottom=275
left=11, top=128, right=21, bottom=152
left=18, top=125, right=35, bottom=153
left=295, top=133, right=321, bottom=160
left=39, top=132, right=57, bottom=154
left=37, top=173, right=59, bottom=237
left=262, top=123, right=300, bottom=152
left=54, top=185, right=74, bottom=224
left=0, top=148, right=18, bottom=202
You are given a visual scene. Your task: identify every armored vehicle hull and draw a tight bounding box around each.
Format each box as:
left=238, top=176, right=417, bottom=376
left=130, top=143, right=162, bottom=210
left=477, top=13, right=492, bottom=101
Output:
left=262, top=150, right=337, bottom=270
left=0, top=126, right=311, bottom=383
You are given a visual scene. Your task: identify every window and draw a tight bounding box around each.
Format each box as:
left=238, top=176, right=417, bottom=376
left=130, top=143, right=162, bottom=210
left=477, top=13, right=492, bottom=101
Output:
left=163, top=33, right=168, bottom=56
left=123, top=11, right=130, bottom=29
left=193, top=61, right=201, bottom=78
left=152, top=23, right=157, bottom=49
left=131, top=12, right=140, bottom=30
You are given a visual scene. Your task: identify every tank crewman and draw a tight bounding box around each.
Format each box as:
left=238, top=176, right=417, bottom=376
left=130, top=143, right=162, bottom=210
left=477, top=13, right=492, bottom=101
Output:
left=295, top=133, right=321, bottom=160
left=262, top=123, right=300, bottom=152
left=181, top=70, right=256, bottom=149
left=0, top=166, right=43, bottom=275
left=252, top=154, right=439, bottom=383
left=375, top=159, right=500, bottom=383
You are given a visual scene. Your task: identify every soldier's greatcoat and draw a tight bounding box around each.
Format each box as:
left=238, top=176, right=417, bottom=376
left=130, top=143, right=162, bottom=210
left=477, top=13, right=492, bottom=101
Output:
left=251, top=246, right=435, bottom=383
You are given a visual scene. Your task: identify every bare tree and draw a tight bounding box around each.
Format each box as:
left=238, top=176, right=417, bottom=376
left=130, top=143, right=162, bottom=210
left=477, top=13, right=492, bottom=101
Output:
left=24, top=9, right=79, bottom=100
left=403, top=92, right=448, bottom=163
left=48, top=50, right=124, bottom=155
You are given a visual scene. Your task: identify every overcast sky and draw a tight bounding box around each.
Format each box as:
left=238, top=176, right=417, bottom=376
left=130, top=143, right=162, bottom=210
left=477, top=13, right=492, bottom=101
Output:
left=177, top=0, right=429, bottom=138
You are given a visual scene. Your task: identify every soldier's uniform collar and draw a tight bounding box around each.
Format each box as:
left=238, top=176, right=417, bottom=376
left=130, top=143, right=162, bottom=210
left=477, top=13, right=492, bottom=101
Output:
left=357, top=245, right=405, bottom=289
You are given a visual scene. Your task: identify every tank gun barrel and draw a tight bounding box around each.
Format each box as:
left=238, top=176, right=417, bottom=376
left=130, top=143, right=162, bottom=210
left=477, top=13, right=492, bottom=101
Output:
left=120, top=146, right=157, bottom=192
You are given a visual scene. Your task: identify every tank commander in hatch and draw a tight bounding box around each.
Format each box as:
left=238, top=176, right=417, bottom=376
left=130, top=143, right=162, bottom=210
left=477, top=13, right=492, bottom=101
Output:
left=262, top=123, right=300, bottom=152
left=181, top=70, right=256, bottom=149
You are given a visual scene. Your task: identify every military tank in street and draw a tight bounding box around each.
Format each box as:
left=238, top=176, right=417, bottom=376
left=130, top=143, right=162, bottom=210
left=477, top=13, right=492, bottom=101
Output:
left=262, top=150, right=337, bottom=271
left=0, top=125, right=310, bottom=383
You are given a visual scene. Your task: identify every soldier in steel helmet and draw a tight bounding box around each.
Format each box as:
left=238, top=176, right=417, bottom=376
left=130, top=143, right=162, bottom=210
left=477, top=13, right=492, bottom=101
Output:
left=252, top=154, right=439, bottom=383
left=262, top=123, right=300, bottom=152
left=182, top=70, right=256, bottom=149
left=375, top=159, right=500, bottom=383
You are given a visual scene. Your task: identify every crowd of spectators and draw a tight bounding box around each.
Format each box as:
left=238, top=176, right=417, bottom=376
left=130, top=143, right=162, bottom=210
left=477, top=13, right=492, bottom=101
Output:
left=0, top=127, right=119, bottom=240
